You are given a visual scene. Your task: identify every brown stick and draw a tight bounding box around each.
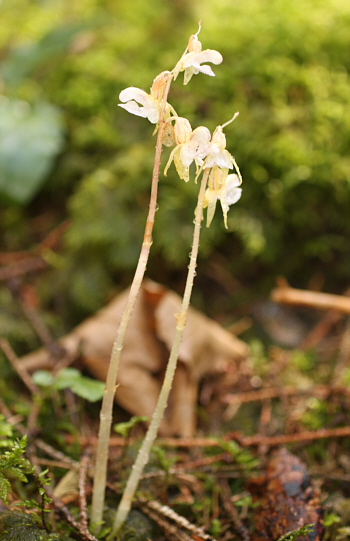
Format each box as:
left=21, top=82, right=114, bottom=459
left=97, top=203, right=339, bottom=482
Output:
left=79, top=450, right=91, bottom=535
left=0, top=338, right=39, bottom=395
left=221, top=384, right=350, bottom=405
left=237, top=425, right=350, bottom=447
left=271, top=278, right=350, bottom=314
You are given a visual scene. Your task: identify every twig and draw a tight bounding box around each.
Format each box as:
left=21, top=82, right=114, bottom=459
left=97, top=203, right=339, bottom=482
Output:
left=139, top=498, right=216, bottom=541
left=271, top=278, right=350, bottom=314
left=219, top=479, right=250, bottom=541
left=221, top=384, right=344, bottom=405
left=51, top=493, right=98, bottom=541
left=79, top=450, right=91, bottom=534
left=0, top=338, right=39, bottom=395
left=300, top=310, right=343, bottom=349
left=36, top=220, right=70, bottom=253
left=0, top=220, right=69, bottom=280
left=0, top=257, right=47, bottom=281
left=333, top=316, right=350, bottom=385
left=7, top=280, right=65, bottom=358
left=237, top=425, right=350, bottom=447
left=139, top=503, right=193, bottom=541
left=35, top=439, right=79, bottom=469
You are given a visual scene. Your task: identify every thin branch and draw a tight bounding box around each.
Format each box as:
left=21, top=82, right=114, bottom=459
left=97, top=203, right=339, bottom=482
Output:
left=0, top=338, right=39, bottom=395
left=271, top=279, right=350, bottom=314
left=79, top=450, right=91, bottom=534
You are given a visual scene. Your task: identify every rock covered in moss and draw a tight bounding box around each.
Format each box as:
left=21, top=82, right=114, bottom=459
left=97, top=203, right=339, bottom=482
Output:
left=0, top=511, right=74, bottom=541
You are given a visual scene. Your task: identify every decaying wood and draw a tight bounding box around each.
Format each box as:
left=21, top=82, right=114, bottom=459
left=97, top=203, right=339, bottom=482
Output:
left=19, top=280, right=248, bottom=437
left=248, top=448, right=324, bottom=541
left=271, top=278, right=350, bottom=314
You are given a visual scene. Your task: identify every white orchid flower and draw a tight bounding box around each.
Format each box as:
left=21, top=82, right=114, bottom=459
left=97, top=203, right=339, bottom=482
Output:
left=205, top=143, right=234, bottom=169
left=118, top=72, right=173, bottom=124
left=118, top=87, right=160, bottom=123
left=204, top=116, right=239, bottom=169
left=173, top=50, right=223, bottom=86
left=164, top=121, right=211, bottom=182
left=203, top=170, right=242, bottom=228
left=173, top=24, right=223, bottom=85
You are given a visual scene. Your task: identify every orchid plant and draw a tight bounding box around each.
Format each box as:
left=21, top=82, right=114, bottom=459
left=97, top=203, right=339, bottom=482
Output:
left=90, top=23, right=243, bottom=539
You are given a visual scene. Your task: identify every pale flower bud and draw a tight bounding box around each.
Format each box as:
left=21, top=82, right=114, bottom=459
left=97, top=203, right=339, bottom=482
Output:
left=188, top=34, right=202, bottom=53
left=163, top=123, right=175, bottom=147
left=173, top=117, right=192, bottom=144
left=150, top=71, right=171, bottom=100
left=211, top=126, right=226, bottom=150
left=208, top=165, right=226, bottom=191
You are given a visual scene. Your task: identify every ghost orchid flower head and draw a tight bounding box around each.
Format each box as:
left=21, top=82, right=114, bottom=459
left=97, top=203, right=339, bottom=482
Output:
left=164, top=119, right=211, bottom=182
left=204, top=113, right=240, bottom=169
left=203, top=169, right=242, bottom=228
left=118, top=71, right=173, bottom=124
left=173, top=23, right=223, bottom=85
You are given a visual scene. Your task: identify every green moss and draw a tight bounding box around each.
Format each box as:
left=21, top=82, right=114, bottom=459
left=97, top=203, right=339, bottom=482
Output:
left=0, top=511, right=73, bottom=541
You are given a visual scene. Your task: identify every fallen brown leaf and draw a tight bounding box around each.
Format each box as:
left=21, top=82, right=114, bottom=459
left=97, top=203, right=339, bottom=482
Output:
left=19, top=280, right=248, bottom=436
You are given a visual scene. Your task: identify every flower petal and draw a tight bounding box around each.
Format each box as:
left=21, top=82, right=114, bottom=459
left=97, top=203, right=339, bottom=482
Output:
left=119, top=87, right=149, bottom=105
left=180, top=127, right=211, bottom=167
left=203, top=189, right=218, bottom=227
left=182, top=50, right=223, bottom=69
left=118, top=87, right=159, bottom=123
left=224, top=174, right=242, bottom=206
left=194, top=64, right=216, bottom=77
left=118, top=101, right=149, bottom=119
left=205, top=147, right=233, bottom=169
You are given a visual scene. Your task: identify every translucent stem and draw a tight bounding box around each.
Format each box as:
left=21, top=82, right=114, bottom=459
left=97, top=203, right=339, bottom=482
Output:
left=109, top=168, right=210, bottom=538
left=90, top=73, right=173, bottom=531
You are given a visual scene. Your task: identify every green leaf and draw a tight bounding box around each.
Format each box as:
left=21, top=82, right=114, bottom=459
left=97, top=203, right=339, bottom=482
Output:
left=0, top=474, right=11, bottom=503
left=114, top=416, right=149, bottom=438
left=32, top=368, right=105, bottom=402
left=0, top=98, right=65, bottom=204
left=54, top=368, right=105, bottom=402
left=69, top=376, right=105, bottom=402
left=32, top=370, right=55, bottom=387
left=52, top=368, right=81, bottom=389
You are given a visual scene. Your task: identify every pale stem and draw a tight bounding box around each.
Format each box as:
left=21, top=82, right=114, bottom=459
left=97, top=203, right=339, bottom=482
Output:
left=90, top=73, right=173, bottom=531
left=109, top=168, right=210, bottom=538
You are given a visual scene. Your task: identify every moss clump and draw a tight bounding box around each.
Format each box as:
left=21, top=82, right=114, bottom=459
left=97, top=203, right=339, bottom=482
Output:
left=0, top=511, right=73, bottom=541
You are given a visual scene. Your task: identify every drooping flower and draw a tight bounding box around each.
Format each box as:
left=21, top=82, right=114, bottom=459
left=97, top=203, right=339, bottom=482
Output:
left=203, top=169, right=242, bottom=228
left=204, top=115, right=239, bottom=169
left=118, top=71, right=173, bottom=124
left=164, top=119, right=211, bottom=182
left=173, top=26, right=223, bottom=85
left=119, top=87, right=159, bottom=123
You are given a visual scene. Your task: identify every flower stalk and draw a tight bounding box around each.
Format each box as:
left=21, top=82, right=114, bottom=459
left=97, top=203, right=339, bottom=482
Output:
left=109, top=167, right=210, bottom=539
left=90, top=72, right=173, bottom=531
left=90, top=24, right=243, bottom=537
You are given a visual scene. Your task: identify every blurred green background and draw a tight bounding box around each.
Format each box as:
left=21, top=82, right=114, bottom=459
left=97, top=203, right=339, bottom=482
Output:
left=0, top=0, right=349, bottom=338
